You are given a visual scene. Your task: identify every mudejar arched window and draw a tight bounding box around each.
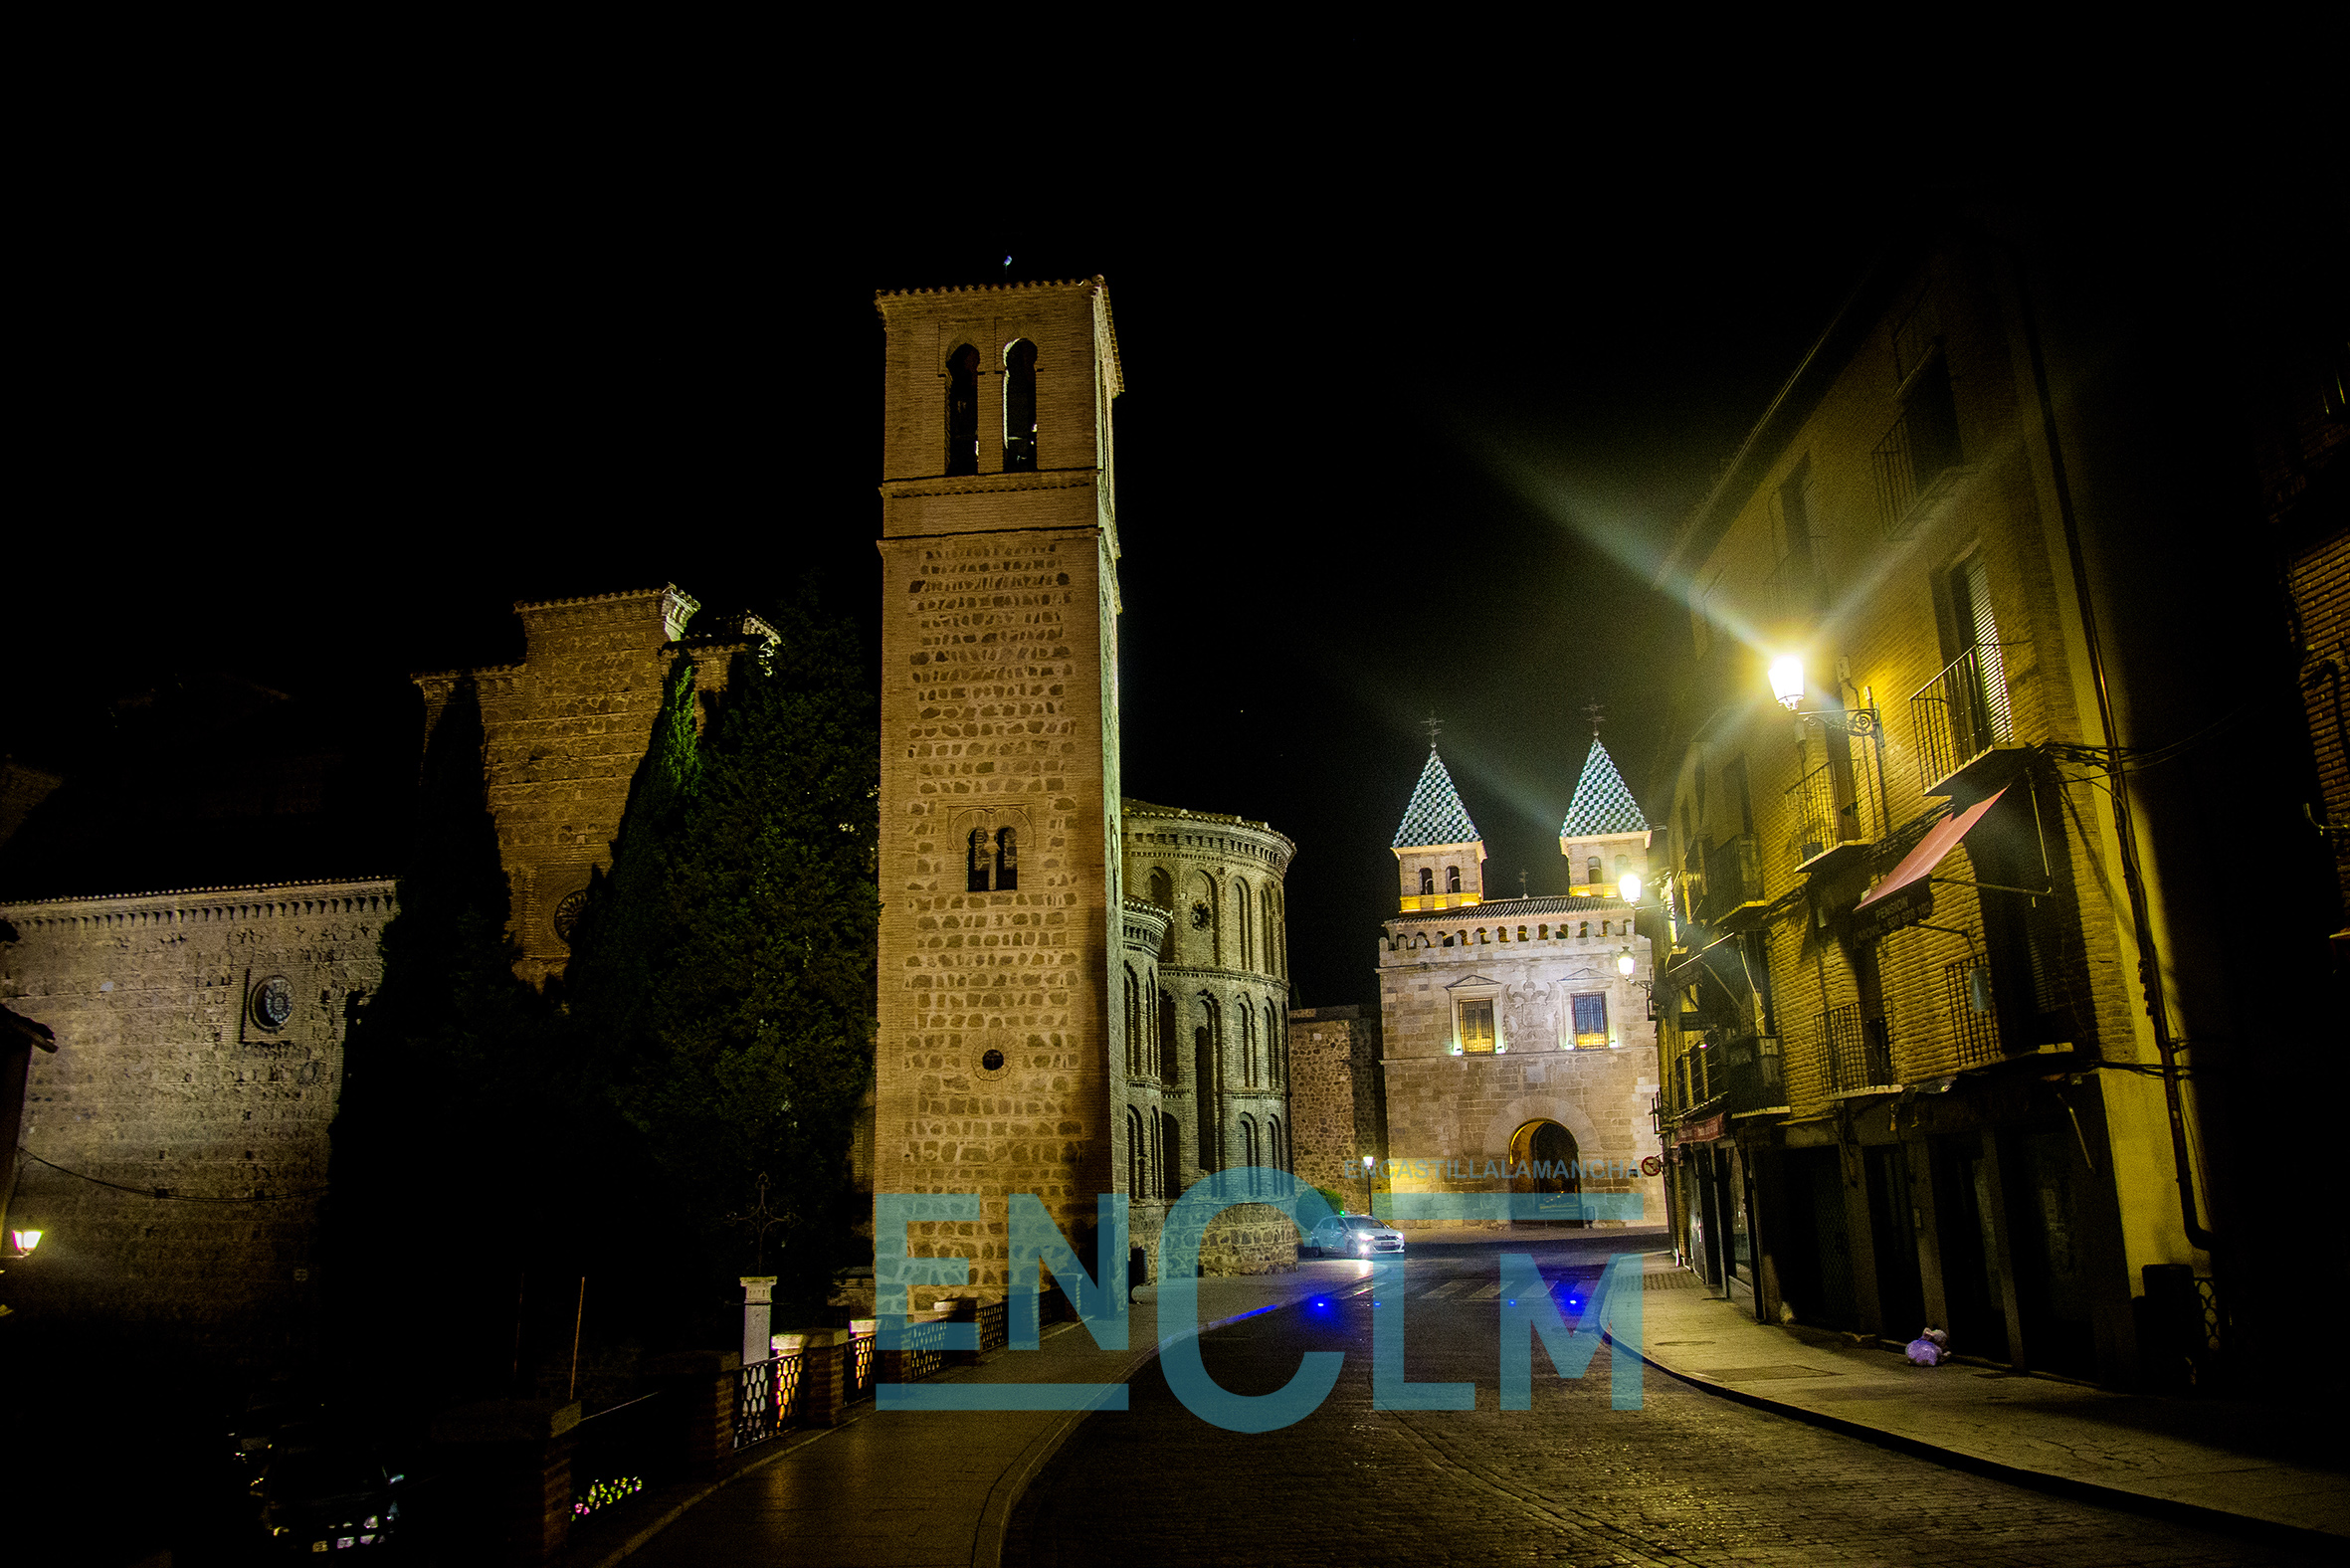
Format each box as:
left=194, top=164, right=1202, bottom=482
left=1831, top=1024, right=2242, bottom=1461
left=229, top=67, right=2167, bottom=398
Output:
left=967, top=828, right=991, bottom=891
left=1003, top=338, right=1038, bottom=472
left=1587, top=855, right=1603, bottom=885
left=1447, top=866, right=1462, bottom=893
left=1419, top=867, right=1435, bottom=896
left=945, top=344, right=981, bottom=476
left=995, top=827, right=1018, bottom=890
left=1127, top=1106, right=1145, bottom=1200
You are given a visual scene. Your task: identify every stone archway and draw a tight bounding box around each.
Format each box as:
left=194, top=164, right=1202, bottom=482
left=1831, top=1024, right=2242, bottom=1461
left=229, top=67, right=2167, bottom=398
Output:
left=1509, top=1119, right=1581, bottom=1195
left=1509, top=1119, right=1584, bottom=1225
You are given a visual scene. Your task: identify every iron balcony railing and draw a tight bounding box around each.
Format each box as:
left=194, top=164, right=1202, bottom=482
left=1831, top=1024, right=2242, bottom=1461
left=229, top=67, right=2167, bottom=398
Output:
left=1825, top=1004, right=1896, bottom=1091
left=1716, top=1032, right=1783, bottom=1114
left=1910, top=645, right=2015, bottom=788
left=1871, top=357, right=1963, bottom=539
left=1944, top=954, right=2002, bottom=1069
left=1784, top=760, right=1880, bottom=874
left=1696, top=835, right=1762, bottom=924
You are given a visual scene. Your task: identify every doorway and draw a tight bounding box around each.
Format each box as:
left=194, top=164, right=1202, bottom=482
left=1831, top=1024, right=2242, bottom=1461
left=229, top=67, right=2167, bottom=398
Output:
left=1509, top=1119, right=1582, bottom=1223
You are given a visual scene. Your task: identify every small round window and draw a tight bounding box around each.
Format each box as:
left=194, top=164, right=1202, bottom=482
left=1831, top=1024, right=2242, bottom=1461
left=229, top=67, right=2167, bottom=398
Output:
left=981, top=1049, right=1006, bottom=1072
left=552, top=888, right=588, bottom=947
left=251, top=975, right=294, bottom=1032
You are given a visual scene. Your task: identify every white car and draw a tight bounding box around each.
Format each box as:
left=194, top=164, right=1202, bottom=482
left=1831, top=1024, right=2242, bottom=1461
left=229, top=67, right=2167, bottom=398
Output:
left=1304, top=1214, right=1406, bottom=1258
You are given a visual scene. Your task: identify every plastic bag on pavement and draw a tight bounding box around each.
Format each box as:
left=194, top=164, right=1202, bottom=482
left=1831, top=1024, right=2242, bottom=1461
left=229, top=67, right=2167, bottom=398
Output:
left=1904, top=1327, right=1949, bottom=1366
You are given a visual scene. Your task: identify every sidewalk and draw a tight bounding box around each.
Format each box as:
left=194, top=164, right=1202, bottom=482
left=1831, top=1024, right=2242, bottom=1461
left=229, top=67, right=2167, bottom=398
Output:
left=1624, top=1254, right=2350, bottom=1547
left=578, top=1266, right=1367, bottom=1568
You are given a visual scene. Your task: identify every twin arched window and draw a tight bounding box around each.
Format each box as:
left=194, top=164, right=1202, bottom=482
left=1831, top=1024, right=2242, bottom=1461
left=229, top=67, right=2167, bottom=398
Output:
left=1446, top=866, right=1462, bottom=893
left=967, top=827, right=1018, bottom=891
left=1419, top=867, right=1436, bottom=896
left=944, top=340, right=1041, bottom=476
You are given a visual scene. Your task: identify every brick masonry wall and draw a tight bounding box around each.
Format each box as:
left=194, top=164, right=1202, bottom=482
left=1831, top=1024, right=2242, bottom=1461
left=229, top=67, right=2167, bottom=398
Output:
left=415, top=587, right=731, bottom=989
left=1, top=880, right=393, bottom=1366
left=1286, top=1006, right=1382, bottom=1198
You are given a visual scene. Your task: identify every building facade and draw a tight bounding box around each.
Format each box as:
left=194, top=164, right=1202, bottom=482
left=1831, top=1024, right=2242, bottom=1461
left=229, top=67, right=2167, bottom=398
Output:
left=1376, top=741, right=1665, bottom=1223
left=1647, top=213, right=2345, bottom=1389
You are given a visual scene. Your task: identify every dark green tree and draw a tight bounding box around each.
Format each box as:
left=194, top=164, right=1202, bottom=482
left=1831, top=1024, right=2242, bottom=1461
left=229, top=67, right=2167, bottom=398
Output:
left=567, top=593, right=878, bottom=1325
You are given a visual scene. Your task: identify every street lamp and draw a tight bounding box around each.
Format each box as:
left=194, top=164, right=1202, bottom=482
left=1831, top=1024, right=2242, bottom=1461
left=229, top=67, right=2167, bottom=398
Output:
left=6, top=1230, right=39, bottom=1259
left=1770, top=654, right=1805, bottom=710
left=1361, top=1154, right=1376, bottom=1215
left=1618, top=869, right=1642, bottom=905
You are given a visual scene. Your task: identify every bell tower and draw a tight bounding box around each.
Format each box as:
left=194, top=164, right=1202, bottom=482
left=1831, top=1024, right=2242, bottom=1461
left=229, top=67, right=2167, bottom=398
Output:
left=873, top=279, right=1125, bottom=1304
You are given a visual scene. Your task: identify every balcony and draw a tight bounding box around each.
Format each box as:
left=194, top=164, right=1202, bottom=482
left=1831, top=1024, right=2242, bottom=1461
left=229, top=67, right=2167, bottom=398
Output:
left=1872, top=355, right=1964, bottom=539
left=1784, top=757, right=1880, bottom=878
left=1716, top=1032, right=1787, bottom=1117
left=1944, top=954, right=2002, bottom=1069
left=1695, top=834, right=1765, bottom=926
left=1910, top=645, right=2018, bottom=794
left=1825, top=1004, right=1898, bottom=1094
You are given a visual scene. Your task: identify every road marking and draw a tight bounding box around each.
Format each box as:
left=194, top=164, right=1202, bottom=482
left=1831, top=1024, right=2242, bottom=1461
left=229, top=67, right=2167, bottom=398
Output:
left=1470, top=1282, right=1502, bottom=1299
left=1419, top=1278, right=1476, bottom=1298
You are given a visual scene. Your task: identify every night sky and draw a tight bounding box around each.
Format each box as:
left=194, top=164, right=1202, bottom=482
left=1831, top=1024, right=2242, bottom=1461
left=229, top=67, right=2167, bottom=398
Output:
left=8, top=149, right=2296, bottom=1008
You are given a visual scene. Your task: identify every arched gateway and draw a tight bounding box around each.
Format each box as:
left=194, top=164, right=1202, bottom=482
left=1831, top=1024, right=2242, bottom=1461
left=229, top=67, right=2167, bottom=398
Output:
left=1510, top=1118, right=1584, bottom=1224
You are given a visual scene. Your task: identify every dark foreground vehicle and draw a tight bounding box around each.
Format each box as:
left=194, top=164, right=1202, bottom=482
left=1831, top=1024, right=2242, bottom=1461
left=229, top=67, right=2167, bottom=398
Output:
left=254, top=1446, right=406, bottom=1555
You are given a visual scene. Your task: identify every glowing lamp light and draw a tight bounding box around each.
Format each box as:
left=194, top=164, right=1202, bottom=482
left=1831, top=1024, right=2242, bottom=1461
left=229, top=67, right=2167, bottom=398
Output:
left=1618, top=870, right=1642, bottom=904
left=1616, top=946, right=1637, bottom=978
left=1770, top=655, right=1805, bottom=710
left=9, top=1229, right=40, bottom=1256
left=1362, top=1156, right=1376, bottom=1173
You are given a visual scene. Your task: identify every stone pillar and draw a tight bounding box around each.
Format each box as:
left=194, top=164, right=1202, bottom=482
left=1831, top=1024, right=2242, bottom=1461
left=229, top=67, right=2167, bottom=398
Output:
left=429, top=1399, right=579, bottom=1566
left=791, top=1329, right=848, bottom=1427
left=646, top=1349, right=739, bottom=1480
left=740, top=1275, right=776, bottom=1366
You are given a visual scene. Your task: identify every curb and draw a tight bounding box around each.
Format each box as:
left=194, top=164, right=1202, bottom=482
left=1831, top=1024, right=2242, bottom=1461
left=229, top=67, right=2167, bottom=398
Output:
left=1610, top=1324, right=2344, bottom=1555
left=572, top=1410, right=867, bottom=1568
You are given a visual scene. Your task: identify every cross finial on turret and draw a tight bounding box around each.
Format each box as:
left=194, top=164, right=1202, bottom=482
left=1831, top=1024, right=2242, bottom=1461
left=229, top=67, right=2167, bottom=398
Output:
left=1584, top=700, right=1605, bottom=737
left=1424, top=711, right=1443, bottom=749
left=1518, top=870, right=1529, bottom=898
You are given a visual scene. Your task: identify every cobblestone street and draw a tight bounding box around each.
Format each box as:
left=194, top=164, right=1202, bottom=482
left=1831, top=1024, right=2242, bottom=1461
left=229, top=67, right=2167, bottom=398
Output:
left=1008, top=1236, right=2323, bottom=1567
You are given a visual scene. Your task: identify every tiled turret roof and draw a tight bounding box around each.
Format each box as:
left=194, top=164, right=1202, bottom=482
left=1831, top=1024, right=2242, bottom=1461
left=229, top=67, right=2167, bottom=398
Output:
left=1393, top=749, right=1481, bottom=849
left=1560, top=738, right=1649, bottom=837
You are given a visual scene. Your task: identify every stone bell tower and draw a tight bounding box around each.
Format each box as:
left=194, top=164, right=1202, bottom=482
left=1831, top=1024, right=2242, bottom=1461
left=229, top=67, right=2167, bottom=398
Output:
left=873, top=279, right=1125, bottom=1303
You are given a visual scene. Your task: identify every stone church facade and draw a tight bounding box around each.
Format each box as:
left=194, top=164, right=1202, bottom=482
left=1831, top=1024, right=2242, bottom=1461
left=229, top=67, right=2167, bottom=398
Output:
left=1375, top=738, right=1666, bottom=1223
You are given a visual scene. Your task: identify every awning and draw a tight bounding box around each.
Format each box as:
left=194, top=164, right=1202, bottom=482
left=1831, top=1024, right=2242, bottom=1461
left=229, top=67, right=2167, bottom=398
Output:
left=1856, top=786, right=2008, bottom=914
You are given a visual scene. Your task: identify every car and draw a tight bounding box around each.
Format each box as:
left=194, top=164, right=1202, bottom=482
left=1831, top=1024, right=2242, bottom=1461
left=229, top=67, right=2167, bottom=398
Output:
left=253, top=1442, right=405, bottom=1555
left=1304, top=1214, right=1406, bottom=1259
left=230, top=1388, right=325, bottom=1467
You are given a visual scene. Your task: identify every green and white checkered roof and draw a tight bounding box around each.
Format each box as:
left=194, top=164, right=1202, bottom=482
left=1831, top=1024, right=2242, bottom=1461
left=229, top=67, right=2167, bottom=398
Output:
left=1392, top=747, right=1481, bottom=849
left=1559, top=738, right=1649, bottom=837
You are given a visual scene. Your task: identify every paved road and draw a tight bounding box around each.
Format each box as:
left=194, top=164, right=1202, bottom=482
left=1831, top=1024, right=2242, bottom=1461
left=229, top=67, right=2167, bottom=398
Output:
left=1008, top=1234, right=2322, bottom=1567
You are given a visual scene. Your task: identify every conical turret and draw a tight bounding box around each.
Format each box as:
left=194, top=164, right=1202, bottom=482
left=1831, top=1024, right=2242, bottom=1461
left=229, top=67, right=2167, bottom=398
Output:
left=1559, top=737, right=1651, bottom=896
left=1392, top=747, right=1484, bottom=910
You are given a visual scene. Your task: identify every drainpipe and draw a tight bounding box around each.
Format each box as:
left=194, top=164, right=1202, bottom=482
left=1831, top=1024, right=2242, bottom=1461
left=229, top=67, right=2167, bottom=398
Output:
left=2004, top=241, right=2215, bottom=1253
